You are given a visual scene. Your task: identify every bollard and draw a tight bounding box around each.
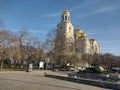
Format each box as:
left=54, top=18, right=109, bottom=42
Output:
left=44, top=72, right=46, bottom=76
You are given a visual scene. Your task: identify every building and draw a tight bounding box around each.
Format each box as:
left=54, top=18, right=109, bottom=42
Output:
left=74, top=29, right=100, bottom=55
left=56, top=10, right=100, bottom=58
left=56, top=10, right=74, bottom=55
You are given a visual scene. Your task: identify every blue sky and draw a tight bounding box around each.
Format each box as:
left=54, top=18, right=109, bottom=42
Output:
left=0, top=0, right=120, bottom=55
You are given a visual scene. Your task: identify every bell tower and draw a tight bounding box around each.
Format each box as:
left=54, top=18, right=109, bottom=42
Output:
left=56, top=10, right=74, bottom=55
left=61, top=10, right=70, bottom=22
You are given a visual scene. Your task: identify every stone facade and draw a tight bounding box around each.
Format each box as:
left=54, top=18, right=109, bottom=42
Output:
left=74, top=29, right=100, bottom=55
left=56, top=10, right=100, bottom=56
left=56, top=10, right=74, bottom=55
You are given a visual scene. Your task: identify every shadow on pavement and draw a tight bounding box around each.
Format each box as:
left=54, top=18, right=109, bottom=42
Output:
left=0, top=77, right=81, bottom=90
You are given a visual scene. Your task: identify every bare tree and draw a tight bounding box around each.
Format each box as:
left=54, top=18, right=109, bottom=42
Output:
left=46, top=29, right=76, bottom=67
left=26, top=37, right=44, bottom=63
left=92, top=53, right=101, bottom=66
left=15, top=28, right=29, bottom=66
left=82, top=53, right=120, bottom=71
left=0, top=30, right=15, bottom=69
left=81, top=54, right=92, bottom=65
left=101, top=53, right=114, bottom=70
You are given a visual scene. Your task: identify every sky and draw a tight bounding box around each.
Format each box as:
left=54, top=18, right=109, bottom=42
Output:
left=0, top=0, right=120, bottom=56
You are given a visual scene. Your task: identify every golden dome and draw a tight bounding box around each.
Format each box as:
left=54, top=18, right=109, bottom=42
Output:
left=82, top=33, right=86, bottom=37
left=75, top=29, right=87, bottom=39
left=79, top=30, right=83, bottom=33
left=62, top=10, right=70, bottom=15
left=75, top=29, right=83, bottom=33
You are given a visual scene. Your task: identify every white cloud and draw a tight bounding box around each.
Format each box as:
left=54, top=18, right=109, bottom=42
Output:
left=42, top=1, right=88, bottom=18
left=28, top=30, right=48, bottom=34
left=43, top=11, right=61, bottom=18
left=101, top=48, right=120, bottom=55
left=11, top=29, right=48, bottom=34
left=99, top=40, right=120, bottom=44
left=78, top=6, right=117, bottom=18
left=42, top=0, right=119, bottom=19
left=46, top=24, right=56, bottom=27
left=87, top=32, right=103, bottom=35
left=69, top=0, right=119, bottom=18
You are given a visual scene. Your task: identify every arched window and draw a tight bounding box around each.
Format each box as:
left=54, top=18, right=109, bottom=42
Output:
left=65, top=15, right=67, bottom=20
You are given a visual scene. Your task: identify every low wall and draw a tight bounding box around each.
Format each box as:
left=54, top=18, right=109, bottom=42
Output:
left=68, top=72, right=120, bottom=82
left=45, top=74, right=120, bottom=90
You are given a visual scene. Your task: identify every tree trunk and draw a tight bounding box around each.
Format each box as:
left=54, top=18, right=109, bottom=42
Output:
left=0, top=60, right=3, bottom=70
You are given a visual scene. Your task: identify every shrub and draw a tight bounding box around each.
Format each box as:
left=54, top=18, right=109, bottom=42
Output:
left=85, top=66, right=104, bottom=74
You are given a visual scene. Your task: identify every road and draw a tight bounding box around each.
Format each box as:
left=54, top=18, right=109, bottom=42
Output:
left=0, top=70, right=112, bottom=90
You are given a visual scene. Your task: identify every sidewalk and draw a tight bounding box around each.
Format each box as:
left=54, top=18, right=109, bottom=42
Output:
left=0, top=70, right=68, bottom=77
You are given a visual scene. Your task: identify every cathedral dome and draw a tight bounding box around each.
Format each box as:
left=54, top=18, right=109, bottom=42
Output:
left=74, top=29, right=87, bottom=38
left=82, top=33, right=86, bottom=37
left=75, top=29, right=83, bottom=33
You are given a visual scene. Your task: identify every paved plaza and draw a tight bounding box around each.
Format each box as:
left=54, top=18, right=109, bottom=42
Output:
left=0, top=71, right=112, bottom=90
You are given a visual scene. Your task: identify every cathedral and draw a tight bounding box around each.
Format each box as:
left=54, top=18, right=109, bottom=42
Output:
left=56, top=10, right=100, bottom=58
